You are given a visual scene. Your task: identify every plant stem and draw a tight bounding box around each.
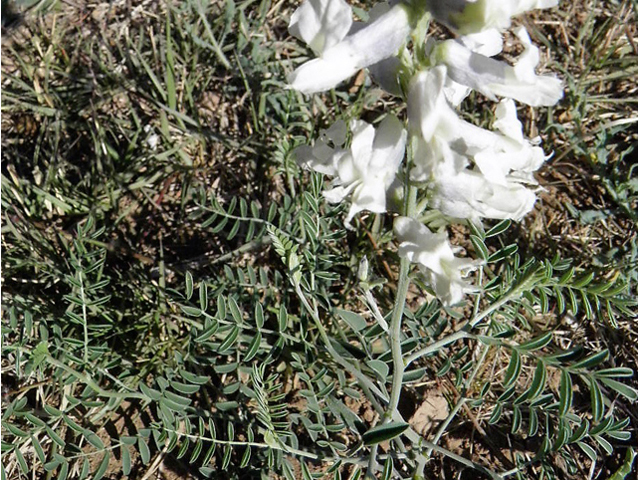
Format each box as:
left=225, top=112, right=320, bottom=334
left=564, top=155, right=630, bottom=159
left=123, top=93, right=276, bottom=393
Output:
left=46, top=355, right=146, bottom=401
left=385, top=179, right=418, bottom=417
left=77, top=269, right=89, bottom=363
left=387, top=256, right=411, bottom=418
left=293, top=283, right=389, bottom=406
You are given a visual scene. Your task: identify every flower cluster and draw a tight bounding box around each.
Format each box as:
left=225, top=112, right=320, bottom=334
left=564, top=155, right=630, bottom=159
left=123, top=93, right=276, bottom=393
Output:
left=288, top=0, right=562, bottom=305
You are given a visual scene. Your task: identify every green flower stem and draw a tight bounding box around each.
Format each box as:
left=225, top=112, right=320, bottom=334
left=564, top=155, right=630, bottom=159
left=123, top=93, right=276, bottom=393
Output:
left=386, top=176, right=418, bottom=417
left=364, top=184, right=418, bottom=478
left=386, top=256, right=412, bottom=418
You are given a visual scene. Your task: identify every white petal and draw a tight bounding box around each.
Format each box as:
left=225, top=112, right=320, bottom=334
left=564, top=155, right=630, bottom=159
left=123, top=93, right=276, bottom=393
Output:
left=428, top=0, right=559, bottom=34
left=433, top=168, right=538, bottom=220
left=295, top=144, right=336, bottom=175
left=394, top=216, right=479, bottom=306
left=323, top=183, right=354, bottom=203
left=407, top=66, right=448, bottom=141
left=493, top=99, right=523, bottom=142
left=288, top=3, right=411, bottom=94
left=438, top=38, right=563, bottom=106
left=410, top=135, right=470, bottom=183
left=350, top=180, right=387, bottom=215
left=349, top=120, right=376, bottom=175
left=394, top=217, right=450, bottom=274
left=288, top=0, right=352, bottom=54
left=287, top=50, right=360, bottom=94
left=460, top=29, right=503, bottom=56
left=370, top=115, right=407, bottom=179
left=336, top=151, right=360, bottom=184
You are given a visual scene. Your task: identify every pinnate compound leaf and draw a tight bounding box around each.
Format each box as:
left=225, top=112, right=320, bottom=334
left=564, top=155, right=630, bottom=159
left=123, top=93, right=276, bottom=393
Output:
left=362, top=422, right=409, bottom=445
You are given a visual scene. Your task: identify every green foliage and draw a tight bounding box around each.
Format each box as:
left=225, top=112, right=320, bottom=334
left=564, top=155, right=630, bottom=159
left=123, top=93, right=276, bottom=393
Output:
left=1, top=0, right=636, bottom=479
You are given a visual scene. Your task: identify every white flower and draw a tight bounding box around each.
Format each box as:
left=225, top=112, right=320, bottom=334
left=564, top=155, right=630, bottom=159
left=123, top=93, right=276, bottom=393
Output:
left=288, top=0, right=353, bottom=55
left=422, top=137, right=540, bottom=221
left=421, top=30, right=503, bottom=106
left=287, top=0, right=412, bottom=94
left=434, top=27, right=563, bottom=106
left=295, top=115, right=407, bottom=225
left=394, top=216, right=479, bottom=305
left=426, top=0, right=559, bottom=34
left=407, top=67, right=548, bottom=221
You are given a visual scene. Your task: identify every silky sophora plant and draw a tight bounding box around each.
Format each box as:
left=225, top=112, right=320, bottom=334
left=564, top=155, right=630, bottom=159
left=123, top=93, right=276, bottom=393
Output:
left=280, top=0, right=629, bottom=477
